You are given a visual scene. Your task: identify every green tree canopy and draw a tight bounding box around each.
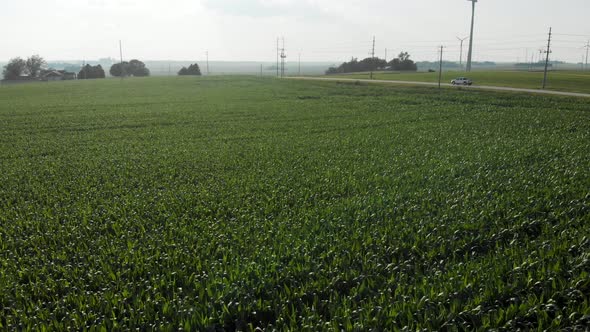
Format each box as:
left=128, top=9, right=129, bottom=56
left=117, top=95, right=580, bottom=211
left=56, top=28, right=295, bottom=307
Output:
left=326, top=57, right=388, bottom=75
left=178, top=63, right=202, bottom=76
left=2, top=57, right=27, bottom=80
left=78, top=64, right=106, bottom=79
left=25, top=55, right=47, bottom=78
left=110, top=60, right=150, bottom=77
left=388, top=52, right=417, bottom=71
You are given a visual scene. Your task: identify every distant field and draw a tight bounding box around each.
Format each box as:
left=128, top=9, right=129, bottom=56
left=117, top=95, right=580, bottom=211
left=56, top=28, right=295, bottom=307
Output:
left=0, top=77, right=589, bottom=330
left=325, top=70, right=590, bottom=94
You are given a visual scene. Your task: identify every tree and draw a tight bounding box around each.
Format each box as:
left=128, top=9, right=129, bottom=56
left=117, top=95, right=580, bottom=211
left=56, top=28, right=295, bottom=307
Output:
left=178, top=63, right=202, bottom=76
left=398, top=52, right=410, bottom=62
left=133, top=66, right=150, bottom=77
left=2, top=57, right=27, bottom=80
left=25, top=55, right=46, bottom=77
left=109, top=62, right=127, bottom=77
left=128, top=59, right=150, bottom=77
left=78, top=64, right=105, bottom=79
left=95, top=65, right=106, bottom=78
left=325, top=57, right=387, bottom=74
left=388, top=52, right=417, bottom=71
left=110, top=59, right=150, bottom=77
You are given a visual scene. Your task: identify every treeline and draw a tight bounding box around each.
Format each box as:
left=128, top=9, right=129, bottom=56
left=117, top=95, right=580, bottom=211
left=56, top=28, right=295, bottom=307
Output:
left=78, top=64, right=105, bottom=79
left=178, top=63, right=201, bottom=76
left=110, top=60, right=150, bottom=77
left=2, top=55, right=46, bottom=79
left=2, top=55, right=152, bottom=80
left=326, top=52, right=417, bottom=74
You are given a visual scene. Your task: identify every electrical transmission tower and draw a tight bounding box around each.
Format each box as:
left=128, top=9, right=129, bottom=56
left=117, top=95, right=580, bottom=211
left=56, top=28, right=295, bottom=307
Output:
left=542, top=27, right=552, bottom=89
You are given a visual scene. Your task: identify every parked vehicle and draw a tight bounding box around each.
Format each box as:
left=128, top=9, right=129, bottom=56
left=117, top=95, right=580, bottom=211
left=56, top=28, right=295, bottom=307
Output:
left=451, top=77, right=473, bottom=85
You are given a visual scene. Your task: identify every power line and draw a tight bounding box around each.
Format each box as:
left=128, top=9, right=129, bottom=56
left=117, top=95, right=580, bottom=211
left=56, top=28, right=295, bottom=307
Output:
left=553, top=33, right=590, bottom=37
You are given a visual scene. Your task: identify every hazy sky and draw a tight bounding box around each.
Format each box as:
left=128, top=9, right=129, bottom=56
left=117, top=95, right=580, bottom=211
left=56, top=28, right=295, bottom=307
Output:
left=1, top=0, right=589, bottom=63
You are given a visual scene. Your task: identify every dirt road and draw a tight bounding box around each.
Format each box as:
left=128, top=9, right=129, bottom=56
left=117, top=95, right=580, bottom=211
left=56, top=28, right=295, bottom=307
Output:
left=289, top=77, right=590, bottom=98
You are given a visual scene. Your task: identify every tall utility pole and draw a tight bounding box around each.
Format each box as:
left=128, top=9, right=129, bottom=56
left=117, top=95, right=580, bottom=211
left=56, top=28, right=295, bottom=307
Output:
left=466, top=0, right=478, bottom=72
left=457, top=36, right=468, bottom=69
left=280, top=38, right=286, bottom=78
left=584, top=41, right=590, bottom=71
left=119, top=40, right=125, bottom=78
left=542, top=27, right=552, bottom=89
left=206, top=51, right=210, bottom=75
left=438, top=46, right=445, bottom=89
left=370, top=36, right=376, bottom=79
left=276, top=38, right=279, bottom=77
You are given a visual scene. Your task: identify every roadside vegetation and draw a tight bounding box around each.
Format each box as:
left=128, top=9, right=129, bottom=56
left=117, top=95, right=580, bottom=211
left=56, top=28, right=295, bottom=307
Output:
left=0, top=77, right=588, bottom=330
left=327, top=70, right=590, bottom=94
left=326, top=52, right=417, bottom=74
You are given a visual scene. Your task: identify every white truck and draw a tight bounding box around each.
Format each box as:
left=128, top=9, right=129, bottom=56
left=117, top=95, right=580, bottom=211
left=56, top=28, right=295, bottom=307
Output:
left=451, top=77, right=473, bottom=85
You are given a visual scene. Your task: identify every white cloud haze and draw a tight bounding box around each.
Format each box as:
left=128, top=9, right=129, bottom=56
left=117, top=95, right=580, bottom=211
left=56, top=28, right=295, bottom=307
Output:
left=1, top=0, right=589, bottom=63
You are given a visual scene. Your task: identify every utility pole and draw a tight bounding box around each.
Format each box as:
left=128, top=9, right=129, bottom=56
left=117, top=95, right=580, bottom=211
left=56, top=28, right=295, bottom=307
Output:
left=371, top=36, right=376, bottom=78
left=385, top=48, right=388, bottom=63
left=119, top=40, right=125, bottom=78
left=466, top=0, right=478, bottom=72
left=206, top=51, right=210, bottom=75
left=457, top=36, right=468, bottom=69
left=438, top=46, right=445, bottom=89
left=280, top=38, right=286, bottom=78
left=584, top=40, right=590, bottom=71
left=276, top=38, right=279, bottom=77
left=542, top=27, right=552, bottom=89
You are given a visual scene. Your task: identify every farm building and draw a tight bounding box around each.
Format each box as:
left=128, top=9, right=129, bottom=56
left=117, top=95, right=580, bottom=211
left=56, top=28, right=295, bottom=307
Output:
left=59, top=70, right=77, bottom=80
left=41, top=70, right=77, bottom=81
left=42, top=71, right=64, bottom=81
